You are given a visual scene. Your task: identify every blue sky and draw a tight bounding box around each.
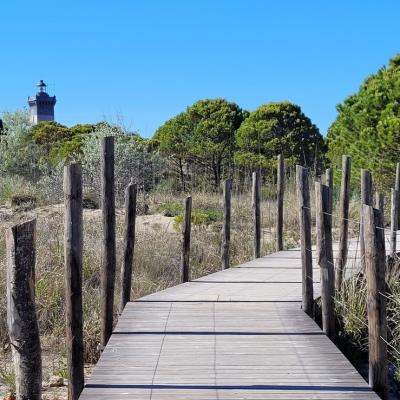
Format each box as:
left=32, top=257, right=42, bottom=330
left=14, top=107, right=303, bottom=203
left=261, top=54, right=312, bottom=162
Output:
left=0, top=1, right=399, bottom=137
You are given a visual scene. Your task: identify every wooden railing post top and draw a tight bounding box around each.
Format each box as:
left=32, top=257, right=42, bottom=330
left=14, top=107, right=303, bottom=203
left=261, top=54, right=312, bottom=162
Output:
left=101, top=136, right=115, bottom=158
left=362, top=203, right=373, bottom=213
left=296, top=165, right=310, bottom=178
left=7, top=219, right=37, bottom=261
left=102, top=135, right=115, bottom=143
left=63, top=163, right=83, bottom=196
left=128, top=179, right=138, bottom=187
left=126, top=181, right=138, bottom=191
left=361, top=168, right=372, bottom=185
left=64, top=162, right=81, bottom=170
left=315, top=181, right=330, bottom=192
left=395, top=162, right=400, bottom=190
left=8, top=218, right=36, bottom=234
left=224, top=178, right=232, bottom=185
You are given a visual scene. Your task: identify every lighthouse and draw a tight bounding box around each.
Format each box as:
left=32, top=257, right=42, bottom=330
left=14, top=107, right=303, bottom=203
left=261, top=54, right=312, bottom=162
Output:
left=28, top=80, right=56, bottom=124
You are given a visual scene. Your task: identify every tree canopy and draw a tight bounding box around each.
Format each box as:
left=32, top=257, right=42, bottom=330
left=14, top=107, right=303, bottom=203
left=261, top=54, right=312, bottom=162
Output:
left=187, top=99, right=246, bottom=186
left=235, top=102, right=325, bottom=172
left=154, top=98, right=246, bottom=189
left=327, top=54, right=400, bottom=189
left=29, top=121, right=96, bottom=163
left=153, top=112, right=192, bottom=190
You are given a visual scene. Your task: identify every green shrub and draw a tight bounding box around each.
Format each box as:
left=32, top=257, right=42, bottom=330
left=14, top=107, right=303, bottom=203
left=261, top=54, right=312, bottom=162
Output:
left=174, top=209, right=223, bottom=229
left=157, top=202, right=183, bottom=217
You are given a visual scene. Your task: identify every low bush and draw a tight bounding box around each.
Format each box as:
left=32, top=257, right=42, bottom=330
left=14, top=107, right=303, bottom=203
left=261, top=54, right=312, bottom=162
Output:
left=0, top=176, right=40, bottom=205
left=156, top=202, right=182, bottom=217
left=174, top=209, right=223, bottom=229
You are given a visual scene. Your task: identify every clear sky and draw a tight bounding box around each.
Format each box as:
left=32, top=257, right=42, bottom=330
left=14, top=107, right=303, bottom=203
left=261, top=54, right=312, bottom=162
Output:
left=0, top=1, right=399, bottom=137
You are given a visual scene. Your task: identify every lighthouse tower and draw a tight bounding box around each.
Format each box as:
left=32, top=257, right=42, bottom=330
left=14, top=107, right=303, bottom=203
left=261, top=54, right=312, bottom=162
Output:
left=28, top=80, right=56, bottom=124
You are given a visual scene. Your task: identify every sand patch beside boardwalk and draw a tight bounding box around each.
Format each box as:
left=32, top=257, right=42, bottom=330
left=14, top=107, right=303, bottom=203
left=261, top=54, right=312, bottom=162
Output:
left=0, top=203, right=176, bottom=234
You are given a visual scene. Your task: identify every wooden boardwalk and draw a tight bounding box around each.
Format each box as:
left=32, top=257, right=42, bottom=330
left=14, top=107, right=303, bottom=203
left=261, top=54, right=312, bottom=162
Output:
left=79, top=238, right=381, bottom=400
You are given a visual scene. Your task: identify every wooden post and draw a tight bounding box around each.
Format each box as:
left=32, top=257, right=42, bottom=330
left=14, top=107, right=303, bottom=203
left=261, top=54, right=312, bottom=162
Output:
left=336, top=155, right=351, bottom=290
left=325, top=168, right=333, bottom=215
left=252, top=171, right=261, bottom=258
left=222, top=179, right=232, bottom=270
left=276, top=155, right=285, bottom=251
left=360, top=169, right=373, bottom=271
left=64, top=163, right=84, bottom=399
left=100, top=136, right=116, bottom=348
left=325, top=168, right=333, bottom=189
left=120, top=182, right=137, bottom=313
left=315, top=182, right=336, bottom=340
left=396, top=162, right=400, bottom=227
left=375, top=192, right=384, bottom=218
left=296, top=165, right=314, bottom=316
left=390, top=188, right=398, bottom=256
left=181, top=196, right=192, bottom=283
left=363, top=204, right=388, bottom=399
left=6, top=220, right=42, bottom=400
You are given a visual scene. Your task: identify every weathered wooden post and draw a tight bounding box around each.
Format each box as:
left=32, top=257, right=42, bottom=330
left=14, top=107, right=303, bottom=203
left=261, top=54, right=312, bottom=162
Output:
left=296, top=165, right=314, bottom=316
left=375, top=192, right=384, bottom=218
left=315, top=182, right=336, bottom=340
left=363, top=204, right=388, bottom=399
left=181, top=196, right=192, bottom=282
left=336, top=155, right=351, bottom=290
left=390, top=188, right=398, bottom=256
left=252, top=171, right=261, bottom=258
left=100, top=136, right=116, bottom=348
left=64, top=163, right=84, bottom=399
left=6, top=219, right=42, bottom=400
left=360, top=169, right=373, bottom=271
left=276, top=155, right=284, bottom=251
left=396, top=162, right=400, bottom=227
left=222, top=179, right=232, bottom=270
left=325, top=168, right=333, bottom=215
left=120, top=181, right=137, bottom=313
